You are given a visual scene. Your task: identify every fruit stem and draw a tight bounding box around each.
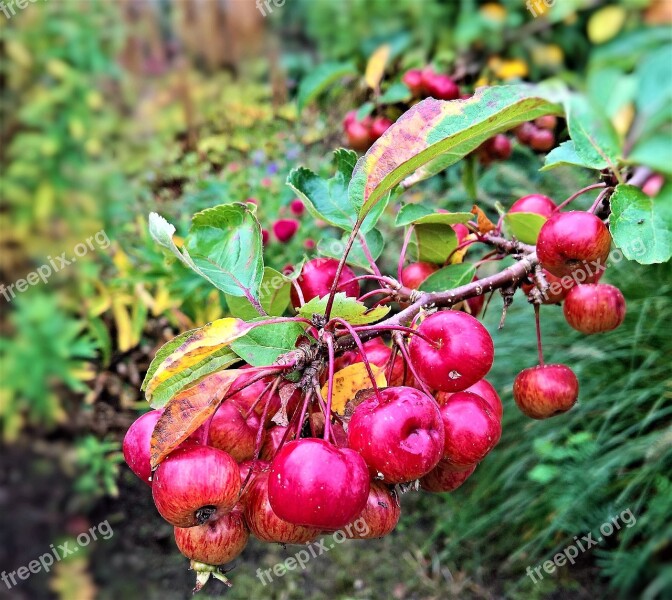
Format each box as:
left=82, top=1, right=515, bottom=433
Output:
left=252, top=377, right=281, bottom=460
left=534, top=303, right=545, bottom=367
left=554, top=182, right=606, bottom=212
left=357, top=231, right=382, bottom=277
left=357, top=288, right=394, bottom=303
left=589, top=187, right=613, bottom=214
left=392, top=332, right=434, bottom=397
left=329, top=318, right=381, bottom=397
left=324, top=227, right=360, bottom=320
left=397, top=225, right=415, bottom=282
left=324, top=333, right=336, bottom=442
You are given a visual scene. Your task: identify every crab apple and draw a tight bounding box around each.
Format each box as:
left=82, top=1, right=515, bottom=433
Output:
left=290, top=257, right=359, bottom=308
left=174, top=505, right=248, bottom=565
left=537, top=211, right=611, bottom=279
left=438, top=392, right=501, bottom=467
left=268, top=438, right=370, bottom=529
left=370, top=116, right=393, bottom=139
left=261, top=229, right=269, bottom=245
left=345, top=482, right=400, bottom=539
left=123, top=409, right=162, bottom=485
left=343, top=110, right=357, bottom=127
left=273, top=218, right=299, bottom=243
left=515, top=122, right=536, bottom=144
left=420, top=462, right=476, bottom=493
left=535, top=115, right=557, bottom=130
left=309, top=411, right=348, bottom=447
left=289, top=198, right=305, bottom=216
left=402, top=69, right=424, bottom=96
left=401, top=262, right=438, bottom=290
left=228, top=369, right=300, bottom=426
left=345, top=118, right=372, bottom=151
left=152, top=445, right=241, bottom=528
left=484, top=134, right=512, bottom=160
left=260, top=425, right=294, bottom=461
left=204, top=401, right=260, bottom=462
left=408, top=310, right=495, bottom=393
left=451, top=223, right=471, bottom=245
left=521, top=269, right=575, bottom=304
left=530, top=128, right=555, bottom=151
left=436, top=378, right=503, bottom=421
left=244, top=471, right=319, bottom=544
left=643, top=174, right=664, bottom=197
left=347, top=387, right=445, bottom=483
left=563, top=283, right=626, bottom=334
left=513, top=364, right=579, bottom=419
left=509, top=194, right=557, bottom=218
left=359, top=338, right=411, bottom=387
left=423, top=72, right=460, bottom=100
left=238, top=459, right=269, bottom=488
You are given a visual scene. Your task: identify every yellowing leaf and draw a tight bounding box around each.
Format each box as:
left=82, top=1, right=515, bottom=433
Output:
left=471, top=205, right=497, bottom=234
left=112, top=296, right=134, bottom=352
left=150, top=370, right=240, bottom=468
left=588, top=6, right=627, bottom=44
left=612, top=102, right=635, bottom=137
left=531, top=44, right=564, bottom=69
left=480, top=3, right=506, bottom=22
left=144, top=318, right=251, bottom=399
left=365, top=44, right=391, bottom=90
left=493, top=58, right=529, bottom=80
left=321, top=362, right=386, bottom=415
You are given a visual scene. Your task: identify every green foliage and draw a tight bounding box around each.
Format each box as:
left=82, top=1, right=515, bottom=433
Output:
left=74, top=436, right=124, bottom=500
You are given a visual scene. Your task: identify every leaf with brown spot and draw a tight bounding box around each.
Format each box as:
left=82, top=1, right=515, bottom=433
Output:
left=322, top=362, right=386, bottom=415
left=150, top=369, right=240, bottom=469
left=471, top=205, right=497, bottom=234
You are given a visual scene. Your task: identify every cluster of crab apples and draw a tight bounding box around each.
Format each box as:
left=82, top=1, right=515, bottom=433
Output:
left=123, top=195, right=625, bottom=587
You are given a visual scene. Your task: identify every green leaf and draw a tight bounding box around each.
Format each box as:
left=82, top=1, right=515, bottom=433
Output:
left=317, top=229, right=384, bottom=270
left=635, top=45, right=672, bottom=118
left=356, top=102, right=375, bottom=121
left=379, top=81, right=412, bottom=104
left=298, top=293, right=390, bottom=325
left=626, top=134, right=672, bottom=177
left=566, top=95, right=621, bottom=170
left=587, top=67, right=637, bottom=119
left=287, top=149, right=389, bottom=233
left=185, top=204, right=264, bottom=298
left=419, top=263, right=476, bottom=292
left=297, top=62, right=358, bottom=113
left=395, top=204, right=473, bottom=227
left=231, top=322, right=306, bottom=367
left=149, top=347, right=239, bottom=409
left=609, top=184, right=672, bottom=264
left=225, top=267, right=291, bottom=320
left=414, top=224, right=458, bottom=264
left=348, top=84, right=563, bottom=220
left=504, top=212, right=548, bottom=245
left=541, top=140, right=601, bottom=172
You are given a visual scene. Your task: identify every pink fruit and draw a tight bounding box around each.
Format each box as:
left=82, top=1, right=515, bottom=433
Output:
left=513, top=364, right=579, bottom=419
left=123, top=409, right=162, bottom=485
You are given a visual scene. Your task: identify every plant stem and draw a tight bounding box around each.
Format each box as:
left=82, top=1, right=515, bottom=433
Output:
left=397, top=225, right=415, bottom=282
left=554, top=183, right=606, bottom=212
left=324, top=227, right=360, bottom=320
left=534, top=304, right=544, bottom=367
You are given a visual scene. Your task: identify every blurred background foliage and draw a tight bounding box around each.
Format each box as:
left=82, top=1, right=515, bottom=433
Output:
left=0, top=0, right=670, bottom=599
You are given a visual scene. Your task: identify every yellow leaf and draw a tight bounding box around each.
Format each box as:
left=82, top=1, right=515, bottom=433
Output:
left=46, top=59, right=70, bottom=80
left=145, top=318, right=251, bottom=398
left=365, top=44, right=391, bottom=90
left=588, top=6, right=627, bottom=44
left=480, top=3, right=506, bottom=22
left=50, top=555, right=97, bottom=600
left=34, top=183, right=55, bottom=221
left=321, top=362, right=386, bottom=415
left=152, top=282, right=175, bottom=316
left=112, top=297, right=134, bottom=352
left=449, top=233, right=476, bottom=264
left=493, top=58, right=529, bottom=80
left=112, top=248, right=132, bottom=276
left=5, top=41, right=32, bottom=68
left=531, top=44, right=564, bottom=69
left=612, top=102, right=635, bottom=137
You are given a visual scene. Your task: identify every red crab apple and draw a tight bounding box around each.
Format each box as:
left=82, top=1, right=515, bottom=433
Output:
left=238, top=460, right=269, bottom=507
left=515, top=122, right=536, bottom=144
left=345, top=482, right=400, bottom=539
left=174, top=505, right=248, bottom=565
left=345, top=118, right=372, bottom=151
left=347, top=387, right=445, bottom=483
left=268, top=438, right=370, bottom=529
left=436, top=378, right=503, bottom=421
left=402, top=69, right=423, bottom=96
left=535, top=115, right=557, bottom=130
left=370, top=116, right=393, bottom=139
left=420, top=461, right=476, bottom=493
left=509, top=194, right=557, bottom=218
left=123, top=409, right=162, bottom=485
left=228, top=369, right=300, bottom=426
left=513, top=364, right=579, bottom=419
left=423, top=72, right=460, bottom=100
left=289, top=198, right=305, bottom=216
left=244, top=471, right=319, bottom=544
left=260, top=425, right=294, bottom=461
left=536, top=211, right=611, bottom=280
left=438, top=392, right=501, bottom=467
left=290, top=257, right=359, bottom=308
left=483, top=134, right=512, bottom=160
left=204, top=401, right=260, bottom=462
left=643, top=174, right=664, bottom=197
left=530, top=128, right=555, bottom=151
left=401, top=261, right=438, bottom=290
left=152, top=445, right=240, bottom=528
left=334, top=338, right=411, bottom=387
left=273, top=218, right=299, bottom=243
left=451, top=223, right=471, bottom=245
left=408, top=310, right=495, bottom=392
left=563, top=283, right=626, bottom=334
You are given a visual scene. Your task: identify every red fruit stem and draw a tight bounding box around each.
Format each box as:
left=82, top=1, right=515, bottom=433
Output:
left=242, top=379, right=275, bottom=420
left=324, top=227, right=360, bottom=320
left=554, top=182, right=606, bottom=212
left=253, top=377, right=281, bottom=460
left=397, top=225, right=416, bottom=281
left=324, top=334, right=336, bottom=442
left=392, top=332, right=434, bottom=396
left=357, top=288, right=394, bottom=303
left=589, top=187, right=613, bottom=214
left=329, top=318, right=381, bottom=397
left=534, top=303, right=544, bottom=367
left=357, top=231, right=383, bottom=277
left=352, top=324, right=437, bottom=346
left=445, top=238, right=478, bottom=264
